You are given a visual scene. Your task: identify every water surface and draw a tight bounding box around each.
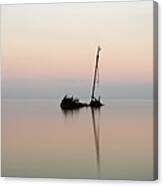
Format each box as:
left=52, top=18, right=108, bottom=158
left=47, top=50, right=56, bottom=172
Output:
left=2, top=99, right=154, bottom=180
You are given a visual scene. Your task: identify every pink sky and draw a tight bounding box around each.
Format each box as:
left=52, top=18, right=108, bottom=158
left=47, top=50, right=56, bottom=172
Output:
left=1, top=1, right=153, bottom=84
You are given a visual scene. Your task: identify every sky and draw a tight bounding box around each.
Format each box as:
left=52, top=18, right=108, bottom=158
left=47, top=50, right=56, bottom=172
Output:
left=1, top=1, right=154, bottom=99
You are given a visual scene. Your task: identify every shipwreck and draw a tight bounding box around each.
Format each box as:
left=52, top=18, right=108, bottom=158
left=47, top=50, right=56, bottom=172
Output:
left=60, top=46, right=103, bottom=110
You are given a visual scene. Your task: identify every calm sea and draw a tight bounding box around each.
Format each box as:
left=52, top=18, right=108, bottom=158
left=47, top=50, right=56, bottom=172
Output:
left=1, top=99, right=154, bottom=180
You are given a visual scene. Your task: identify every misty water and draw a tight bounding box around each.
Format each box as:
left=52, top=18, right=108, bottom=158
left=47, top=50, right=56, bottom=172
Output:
left=2, top=99, right=154, bottom=180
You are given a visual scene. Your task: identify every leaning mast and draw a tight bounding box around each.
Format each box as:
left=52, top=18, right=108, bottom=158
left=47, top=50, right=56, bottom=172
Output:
left=91, top=46, right=101, bottom=100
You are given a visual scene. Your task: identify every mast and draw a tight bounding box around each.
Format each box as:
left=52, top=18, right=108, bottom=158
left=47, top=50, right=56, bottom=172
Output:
left=91, top=46, right=101, bottom=99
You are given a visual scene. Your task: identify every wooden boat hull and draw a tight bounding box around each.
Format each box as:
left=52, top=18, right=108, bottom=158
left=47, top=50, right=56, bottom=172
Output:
left=89, top=99, right=103, bottom=108
left=60, top=97, right=88, bottom=110
left=60, top=96, right=103, bottom=110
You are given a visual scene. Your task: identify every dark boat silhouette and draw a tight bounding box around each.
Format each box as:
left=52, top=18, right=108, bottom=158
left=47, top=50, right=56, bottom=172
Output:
left=60, top=95, right=88, bottom=110
left=89, top=97, right=103, bottom=108
left=60, top=46, right=103, bottom=110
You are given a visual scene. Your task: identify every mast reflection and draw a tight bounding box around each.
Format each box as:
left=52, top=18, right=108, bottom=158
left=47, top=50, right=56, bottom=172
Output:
left=90, top=107, right=101, bottom=176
